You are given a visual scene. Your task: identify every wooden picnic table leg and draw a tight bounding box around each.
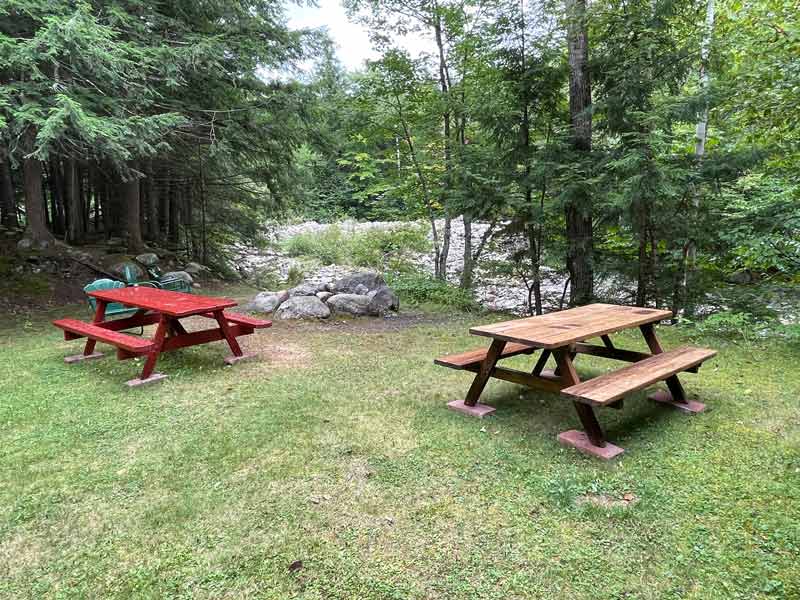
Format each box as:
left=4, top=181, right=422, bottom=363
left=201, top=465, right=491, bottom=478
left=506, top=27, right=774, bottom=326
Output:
left=639, top=324, right=704, bottom=413
left=126, top=315, right=169, bottom=387
left=213, top=310, right=256, bottom=365
left=554, top=347, right=624, bottom=460
left=447, top=339, right=506, bottom=418
left=531, top=349, right=551, bottom=375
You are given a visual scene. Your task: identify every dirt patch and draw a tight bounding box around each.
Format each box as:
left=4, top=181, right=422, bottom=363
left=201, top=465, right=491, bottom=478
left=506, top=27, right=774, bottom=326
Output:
left=259, top=311, right=456, bottom=336
left=576, top=493, right=639, bottom=509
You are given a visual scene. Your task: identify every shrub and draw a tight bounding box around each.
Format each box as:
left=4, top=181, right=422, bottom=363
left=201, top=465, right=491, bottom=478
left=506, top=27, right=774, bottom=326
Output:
left=349, top=224, right=430, bottom=271
left=281, top=225, right=344, bottom=265
left=387, top=271, right=478, bottom=312
left=281, top=223, right=431, bottom=272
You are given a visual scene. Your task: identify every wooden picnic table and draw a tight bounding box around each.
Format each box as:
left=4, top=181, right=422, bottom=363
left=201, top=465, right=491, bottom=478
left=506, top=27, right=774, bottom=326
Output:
left=435, top=303, right=716, bottom=459
left=54, top=287, right=271, bottom=387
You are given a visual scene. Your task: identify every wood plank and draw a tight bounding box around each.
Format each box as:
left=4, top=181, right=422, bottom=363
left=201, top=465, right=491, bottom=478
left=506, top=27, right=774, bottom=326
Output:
left=199, top=311, right=272, bottom=329
left=458, top=365, right=565, bottom=393
left=434, top=342, right=536, bottom=370
left=573, top=343, right=653, bottom=363
left=561, top=346, right=716, bottom=406
left=54, top=319, right=153, bottom=353
left=88, top=287, right=237, bottom=317
left=470, top=304, right=672, bottom=349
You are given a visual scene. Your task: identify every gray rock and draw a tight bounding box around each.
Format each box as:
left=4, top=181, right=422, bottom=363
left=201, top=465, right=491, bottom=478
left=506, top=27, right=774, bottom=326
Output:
left=327, top=293, right=371, bottom=316
left=183, top=262, right=208, bottom=275
left=354, top=283, right=369, bottom=295
left=111, top=261, right=148, bottom=282
left=136, top=253, right=159, bottom=267
left=161, top=270, right=193, bottom=285
left=275, top=296, right=331, bottom=319
left=329, top=271, right=386, bottom=294
left=289, top=283, right=319, bottom=297
left=16, top=238, right=33, bottom=250
left=316, top=291, right=333, bottom=302
left=250, top=290, right=289, bottom=313
left=726, top=270, right=754, bottom=284
left=367, top=286, right=400, bottom=315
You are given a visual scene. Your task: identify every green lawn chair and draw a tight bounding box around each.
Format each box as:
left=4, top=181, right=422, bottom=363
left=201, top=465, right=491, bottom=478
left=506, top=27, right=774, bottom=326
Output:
left=127, top=263, right=193, bottom=294
left=84, top=279, right=138, bottom=318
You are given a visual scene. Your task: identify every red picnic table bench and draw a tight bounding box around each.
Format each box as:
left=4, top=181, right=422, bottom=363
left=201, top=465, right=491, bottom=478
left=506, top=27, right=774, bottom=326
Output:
left=435, top=303, right=717, bottom=459
left=54, top=287, right=271, bottom=387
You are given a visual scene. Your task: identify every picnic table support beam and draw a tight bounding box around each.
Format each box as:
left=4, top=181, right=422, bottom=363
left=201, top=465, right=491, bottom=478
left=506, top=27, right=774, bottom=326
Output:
left=554, top=347, right=625, bottom=460
left=65, top=300, right=107, bottom=363
left=126, top=316, right=168, bottom=387
left=212, top=310, right=256, bottom=365
left=447, top=339, right=506, bottom=418
left=531, top=349, right=551, bottom=375
left=639, top=324, right=705, bottom=413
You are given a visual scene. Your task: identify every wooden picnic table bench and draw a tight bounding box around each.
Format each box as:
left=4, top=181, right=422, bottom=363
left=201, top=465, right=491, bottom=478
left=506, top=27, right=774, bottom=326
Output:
left=54, top=287, right=271, bottom=387
left=435, top=303, right=717, bottom=459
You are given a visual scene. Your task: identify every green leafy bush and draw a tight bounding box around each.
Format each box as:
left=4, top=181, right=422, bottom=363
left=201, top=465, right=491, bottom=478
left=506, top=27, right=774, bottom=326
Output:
left=281, top=223, right=430, bottom=271
left=387, top=272, right=478, bottom=311
left=349, top=225, right=430, bottom=271
left=281, top=225, right=344, bottom=265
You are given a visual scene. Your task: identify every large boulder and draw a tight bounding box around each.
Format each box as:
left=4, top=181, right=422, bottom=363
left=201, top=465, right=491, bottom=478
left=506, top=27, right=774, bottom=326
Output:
left=249, top=290, right=289, bottom=313
left=367, top=286, right=400, bottom=315
left=135, top=253, right=159, bottom=267
left=111, top=261, right=148, bottom=282
left=726, top=270, right=755, bottom=284
left=328, top=272, right=385, bottom=295
left=327, top=293, right=371, bottom=316
left=183, top=262, right=208, bottom=276
left=289, top=282, right=321, bottom=297
left=275, top=296, right=331, bottom=319
left=316, top=291, right=333, bottom=302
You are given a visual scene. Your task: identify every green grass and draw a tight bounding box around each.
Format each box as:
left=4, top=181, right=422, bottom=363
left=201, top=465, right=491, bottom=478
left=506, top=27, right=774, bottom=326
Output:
left=1, top=295, right=799, bottom=599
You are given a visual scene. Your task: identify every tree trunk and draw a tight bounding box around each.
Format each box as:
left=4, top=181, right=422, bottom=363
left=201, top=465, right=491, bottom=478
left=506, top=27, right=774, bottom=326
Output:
left=22, top=143, right=55, bottom=245
left=460, top=215, right=473, bottom=289
left=123, top=174, right=145, bottom=253
left=676, top=0, right=715, bottom=318
left=146, top=164, right=159, bottom=241
left=65, top=158, right=83, bottom=243
left=0, top=149, right=18, bottom=228
left=433, top=10, right=452, bottom=281
left=168, top=178, right=179, bottom=246
left=437, top=216, right=452, bottom=280
left=565, top=0, right=593, bottom=306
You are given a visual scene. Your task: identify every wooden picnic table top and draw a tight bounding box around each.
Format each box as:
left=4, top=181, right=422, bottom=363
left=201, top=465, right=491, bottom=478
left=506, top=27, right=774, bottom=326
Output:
left=469, top=303, right=673, bottom=349
left=88, top=286, right=237, bottom=318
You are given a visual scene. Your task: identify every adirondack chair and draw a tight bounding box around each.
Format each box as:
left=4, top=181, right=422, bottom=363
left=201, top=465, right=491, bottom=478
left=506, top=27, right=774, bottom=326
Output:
left=84, top=279, right=139, bottom=318
left=122, top=263, right=193, bottom=294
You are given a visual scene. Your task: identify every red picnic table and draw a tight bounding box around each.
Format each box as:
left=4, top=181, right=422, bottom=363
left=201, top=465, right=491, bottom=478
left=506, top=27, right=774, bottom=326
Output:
left=54, top=287, right=271, bottom=387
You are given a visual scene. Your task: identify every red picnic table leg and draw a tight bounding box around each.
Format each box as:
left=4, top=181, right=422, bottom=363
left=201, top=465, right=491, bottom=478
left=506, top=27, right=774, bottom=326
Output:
left=554, top=347, right=624, bottom=460
left=64, top=300, right=108, bottom=364
left=213, top=310, right=256, bottom=365
left=639, top=324, right=705, bottom=413
left=126, top=314, right=169, bottom=387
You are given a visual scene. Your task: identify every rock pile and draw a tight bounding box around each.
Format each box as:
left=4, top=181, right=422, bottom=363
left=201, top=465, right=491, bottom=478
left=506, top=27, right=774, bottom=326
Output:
left=248, top=271, right=400, bottom=319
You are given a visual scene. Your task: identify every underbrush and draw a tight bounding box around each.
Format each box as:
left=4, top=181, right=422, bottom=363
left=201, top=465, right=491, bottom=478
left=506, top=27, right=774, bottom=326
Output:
left=387, top=271, right=479, bottom=312
left=281, top=223, right=430, bottom=271
left=683, top=310, right=800, bottom=345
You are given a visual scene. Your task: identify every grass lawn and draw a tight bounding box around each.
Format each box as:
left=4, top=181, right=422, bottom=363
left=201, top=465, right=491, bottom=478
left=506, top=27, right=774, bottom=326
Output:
left=1, top=292, right=798, bottom=599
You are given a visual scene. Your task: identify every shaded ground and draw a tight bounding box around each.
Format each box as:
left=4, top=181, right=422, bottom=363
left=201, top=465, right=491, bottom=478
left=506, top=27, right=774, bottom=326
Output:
left=1, top=295, right=799, bottom=599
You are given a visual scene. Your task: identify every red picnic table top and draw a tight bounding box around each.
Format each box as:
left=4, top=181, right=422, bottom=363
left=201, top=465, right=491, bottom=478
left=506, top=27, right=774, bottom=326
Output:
left=88, top=286, right=237, bottom=317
